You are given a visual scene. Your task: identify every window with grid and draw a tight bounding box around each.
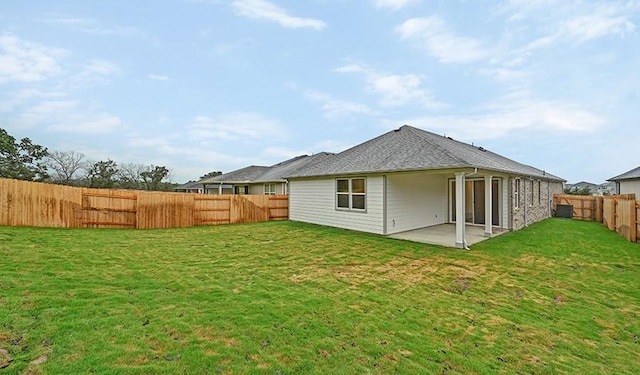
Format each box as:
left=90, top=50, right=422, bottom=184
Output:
left=336, top=178, right=366, bottom=211
left=264, top=183, right=276, bottom=195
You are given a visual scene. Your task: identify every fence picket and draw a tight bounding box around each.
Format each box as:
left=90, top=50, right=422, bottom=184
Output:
left=0, top=178, right=288, bottom=229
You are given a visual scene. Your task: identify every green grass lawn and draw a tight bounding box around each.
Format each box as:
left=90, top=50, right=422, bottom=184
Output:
left=1, top=219, right=638, bottom=374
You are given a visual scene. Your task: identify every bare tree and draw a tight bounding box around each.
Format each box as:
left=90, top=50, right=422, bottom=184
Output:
left=46, top=150, right=87, bottom=184
left=118, top=163, right=146, bottom=189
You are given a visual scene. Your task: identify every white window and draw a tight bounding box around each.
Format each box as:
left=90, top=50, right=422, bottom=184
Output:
left=538, top=181, right=541, bottom=205
left=336, top=178, right=366, bottom=211
left=264, top=183, right=276, bottom=195
left=514, top=178, right=520, bottom=209
left=530, top=180, right=534, bottom=206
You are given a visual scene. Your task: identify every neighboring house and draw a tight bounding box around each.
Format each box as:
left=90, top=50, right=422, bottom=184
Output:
left=565, top=181, right=600, bottom=195
left=565, top=181, right=615, bottom=196
left=200, top=153, right=335, bottom=195
left=174, top=181, right=205, bottom=194
left=608, top=166, right=640, bottom=197
left=285, top=125, right=564, bottom=249
left=598, top=182, right=616, bottom=195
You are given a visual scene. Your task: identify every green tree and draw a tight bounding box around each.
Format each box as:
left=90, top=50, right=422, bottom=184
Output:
left=200, top=171, right=222, bottom=180
left=141, top=165, right=170, bottom=191
left=0, top=128, right=49, bottom=181
left=564, top=186, right=592, bottom=195
left=87, top=159, right=119, bottom=188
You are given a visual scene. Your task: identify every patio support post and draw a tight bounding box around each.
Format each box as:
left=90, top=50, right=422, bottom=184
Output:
left=485, top=175, right=493, bottom=237
left=455, top=172, right=466, bottom=248
left=218, top=183, right=222, bottom=195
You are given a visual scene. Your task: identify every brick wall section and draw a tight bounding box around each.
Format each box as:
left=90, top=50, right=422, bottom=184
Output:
left=511, top=178, right=564, bottom=231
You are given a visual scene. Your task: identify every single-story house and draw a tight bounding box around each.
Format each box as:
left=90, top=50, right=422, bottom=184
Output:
left=173, top=180, right=205, bottom=193
left=608, top=166, right=640, bottom=197
left=564, top=181, right=599, bottom=195
left=565, top=181, right=616, bottom=196
left=199, top=153, right=334, bottom=195
left=285, top=125, right=565, bottom=249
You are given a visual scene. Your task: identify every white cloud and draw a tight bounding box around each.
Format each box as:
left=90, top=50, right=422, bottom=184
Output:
left=262, top=147, right=309, bottom=160
left=43, top=17, right=144, bottom=37
left=368, top=73, right=442, bottom=108
left=562, top=8, right=635, bottom=42
left=231, top=0, right=326, bottom=30
left=83, top=59, right=119, bottom=75
left=335, top=64, right=445, bottom=109
left=389, top=95, right=604, bottom=141
left=311, top=139, right=353, bottom=154
left=0, top=35, right=66, bottom=84
left=189, top=112, right=287, bottom=142
left=49, top=113, right=124, bottom=134
left=0, top=89, right=65, bottom=112
left=396, top=17, right=488, bottom=63
left=148, top=74, right=170, bottom=81
left=15, top=99, right=125, bottom=134
left=304, top=90, right=377, bottom=120
left=504, top=2, right=637, bottom=51
left=374, top=0, right=418, bottom=10
left=333, top=64, right=365, bottom=74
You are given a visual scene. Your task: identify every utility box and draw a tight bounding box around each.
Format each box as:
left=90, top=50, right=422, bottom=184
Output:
left=556, top=204, right=573, bottom=219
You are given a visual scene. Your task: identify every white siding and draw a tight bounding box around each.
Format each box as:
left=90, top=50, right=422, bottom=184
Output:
left=619, top=180, right=640, bottom=197
left=502, top=178, right=510, bottom=229
left=248, top=182, right=285, bottom=195
left=386, top=174, right=448, bottom=234
left=248, top=184, right=263, bottom=195
left=289, top=176, right=385, bottom=234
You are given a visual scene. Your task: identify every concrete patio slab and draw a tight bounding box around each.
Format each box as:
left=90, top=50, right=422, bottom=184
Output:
left=388, top=224, right=508, bottom=248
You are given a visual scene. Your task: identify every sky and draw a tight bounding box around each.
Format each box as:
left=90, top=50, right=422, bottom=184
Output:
left=1, top=0, right=639, bottom=184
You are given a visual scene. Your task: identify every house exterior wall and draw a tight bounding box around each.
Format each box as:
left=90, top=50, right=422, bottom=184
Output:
left=618, top=180, right=640, bottom=197
left=385, top=173, right=448, bottom=234
left=501, top=178, right=510, bottom=229
left=511, top=178, right=563, bottom=230
left=248, top=182, right=286, bottom=195
left=205, top=187, right=233, bottom=195
left=289, top=176, right=385, bottom=234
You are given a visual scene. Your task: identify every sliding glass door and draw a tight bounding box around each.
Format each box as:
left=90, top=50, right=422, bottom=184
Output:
left=450, top=178, right=500, bottom=226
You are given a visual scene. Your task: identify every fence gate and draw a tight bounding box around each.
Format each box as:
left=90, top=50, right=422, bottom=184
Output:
left=82, top=191, right=137, bottom=228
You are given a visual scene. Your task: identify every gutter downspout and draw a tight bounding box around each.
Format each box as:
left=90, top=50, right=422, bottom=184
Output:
left=547, top=180, right=551, bottom=217
left=524, top=177, right=529, bottom=227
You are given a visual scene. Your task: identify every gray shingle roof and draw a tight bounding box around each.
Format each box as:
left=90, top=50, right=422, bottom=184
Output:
left=286, top=125, right=564, bottom=181
left=253, top=153, right=335, bottom=182
left=608, top=166, right=640, bottom=181
left=174, top=181, right=204, bottom=190
left=200, top=165, right=270, bottom=184
left=200, top=153, right=336, bottom=184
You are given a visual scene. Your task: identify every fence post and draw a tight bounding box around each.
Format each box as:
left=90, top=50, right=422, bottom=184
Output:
left=595, top=197, right=603, bottom=223
left=631, top=200, right=637, bottom=243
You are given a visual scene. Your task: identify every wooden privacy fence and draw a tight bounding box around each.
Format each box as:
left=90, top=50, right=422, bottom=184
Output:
left=553, top=194, right=639, bottom=244
left=0, top=178, right=288, bottom=229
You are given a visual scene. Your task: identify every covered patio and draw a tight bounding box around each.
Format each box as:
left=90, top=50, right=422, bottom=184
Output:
left=389, top=223, right=508, bottom=248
